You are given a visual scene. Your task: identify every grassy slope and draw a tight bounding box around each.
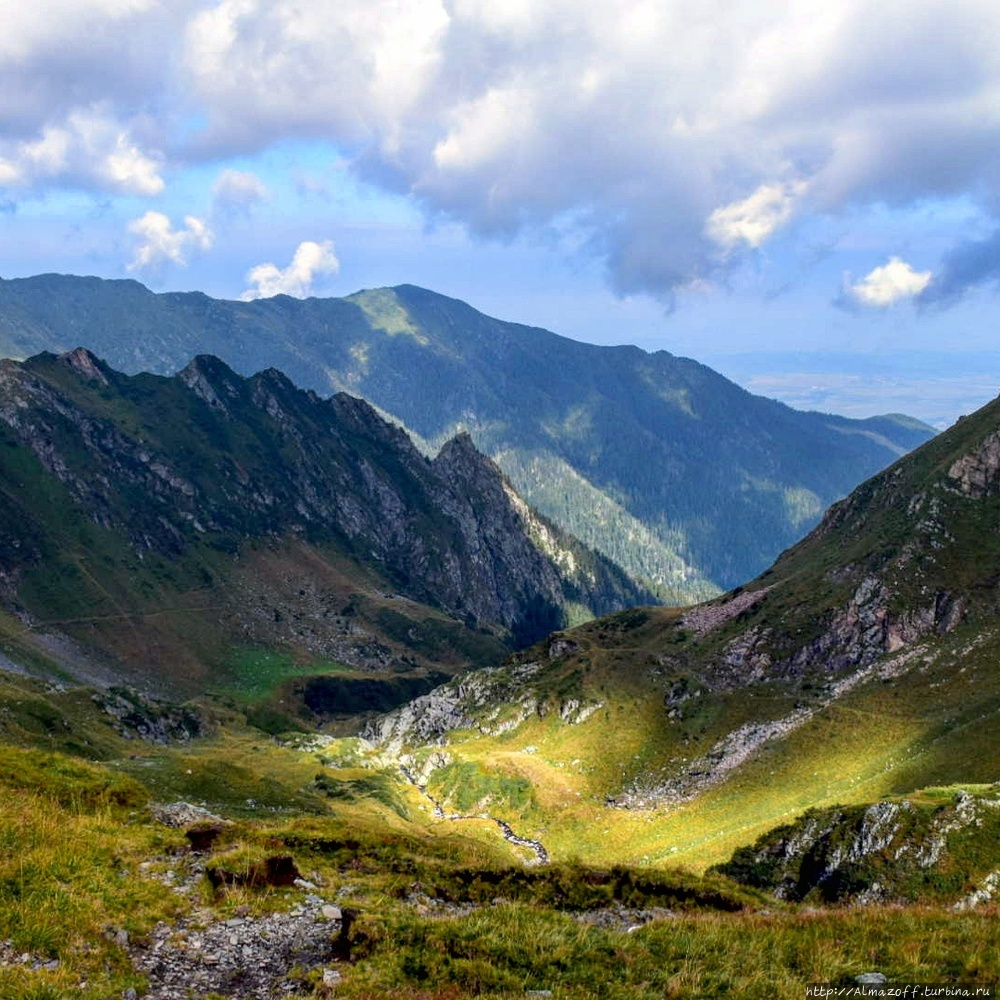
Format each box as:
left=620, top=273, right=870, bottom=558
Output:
left=715, top=783, right=1000, bottom=904
left=359, top=393, right=1000, bottom=871
left=402, top=620, right=1000, bottom=871
left=0, top=483, right=504, bottom=703
left=0, top=370, right=990, bottom=886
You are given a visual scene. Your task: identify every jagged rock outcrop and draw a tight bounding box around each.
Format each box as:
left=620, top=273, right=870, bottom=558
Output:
left=955, top=870, right=1000, bottom=910
left=363, top=658, right=602, bottom=754
left=948, top=428, right=1000, bottom=497
left=707, top=574, right=961, bottom=691
left=715, top=788, right=1000, bottom=904
left=92, top=688, right=202, bottom=744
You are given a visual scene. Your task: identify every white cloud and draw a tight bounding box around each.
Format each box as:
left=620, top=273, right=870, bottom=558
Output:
left=241, top=240, right=340, bottom=299
left=211, top=168, right=269, bottom=214
left=0, top=0, right=158, bottom=63
left=180, top=0, right=1000, bottom=297
left=184, top=0, right=451, bottom=154
left=706, top=181, right=807, bottom=251
left=7, top=1, right=1000, bottom=304
left=103, top=132, right=164, bottom=195
left=0, top=0, right=185, bottom=142
left=0, top=108, right=163, bottom=195
left=847, top=257, right=933, bottom=307
left=127, top=211, right=214, bottom=270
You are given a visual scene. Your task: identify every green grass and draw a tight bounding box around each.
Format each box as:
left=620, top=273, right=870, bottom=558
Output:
left=114, top=730, right=332, bottom=816
left=0, top=747, right=183, bottom=1000
left=0, top=713, right=998, bottom=1000
left=213, top=647, right=352, bottom=702
left=428, top=760, right=536, bottom=817
left=349, top=288, right=428, bottom=343
left=314, top=769, right=409, bottom=817
left=0, top=674, right=139, bottom=759
left=334, top=904, right=1000, bottom=999
left=377, top=613, right=1000, bottom=873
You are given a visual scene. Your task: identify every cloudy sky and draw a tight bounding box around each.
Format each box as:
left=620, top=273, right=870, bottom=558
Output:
left=2, top=0, right=1000, bottom=426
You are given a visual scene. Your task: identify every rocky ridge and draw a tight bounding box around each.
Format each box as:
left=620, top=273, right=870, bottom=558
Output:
left=614, top=635, right=938, bottom=809
left=0, top=349, right=654, bottom=686
left=363, top=557, right=963, bottom=809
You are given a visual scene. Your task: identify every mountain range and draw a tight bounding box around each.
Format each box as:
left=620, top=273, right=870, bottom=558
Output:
left=0, top=275, right=935, bottom=599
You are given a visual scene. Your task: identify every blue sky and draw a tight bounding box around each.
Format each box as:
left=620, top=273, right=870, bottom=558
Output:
left=2, top=1, right=1000, bottom=427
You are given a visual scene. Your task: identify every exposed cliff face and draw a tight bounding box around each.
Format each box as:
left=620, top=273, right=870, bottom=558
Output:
left=714, top=788, right=1000, bottom=906
left=948, top=428, right=1000, bottom=497
left=698, top=574, right=961, bottom=694
left=0, top=349, right=653, bottom=688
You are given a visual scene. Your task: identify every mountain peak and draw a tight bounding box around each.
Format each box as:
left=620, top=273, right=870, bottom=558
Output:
left=178, top=354, right=243, bottom=410
left=437, top=430, right=478, bottom=458
left=432, top=430, right=502, bottom=487
left=0, top=272, right=938, bottom=597
left=0, top=349, right=654, bottom=688
left=253, top=366, right=297, bottom=392
left=58, top=347, right=108, bottom=385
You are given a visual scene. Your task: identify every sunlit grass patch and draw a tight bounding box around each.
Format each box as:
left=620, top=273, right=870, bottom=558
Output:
left=212, top=646, right=351, bottom=702
left=329, top=904, right=1000, bottom=999
left=114, top=729, right=331, bottom=816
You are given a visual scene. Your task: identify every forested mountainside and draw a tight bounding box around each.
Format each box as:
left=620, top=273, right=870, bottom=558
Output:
left=0, top=275, right=934, bottom=599
left=0, top=348, right=650, bottom=702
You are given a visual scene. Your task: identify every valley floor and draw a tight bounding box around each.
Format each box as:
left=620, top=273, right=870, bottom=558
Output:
left=1, top=719, right=998, bottom=1000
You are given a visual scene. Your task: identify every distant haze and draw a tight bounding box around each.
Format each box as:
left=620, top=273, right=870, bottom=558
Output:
left=704, top=352, right=1000, bottom=430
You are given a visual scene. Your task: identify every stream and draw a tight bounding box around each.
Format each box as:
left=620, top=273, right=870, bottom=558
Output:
left=399, top=764, right=549, bottom=865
